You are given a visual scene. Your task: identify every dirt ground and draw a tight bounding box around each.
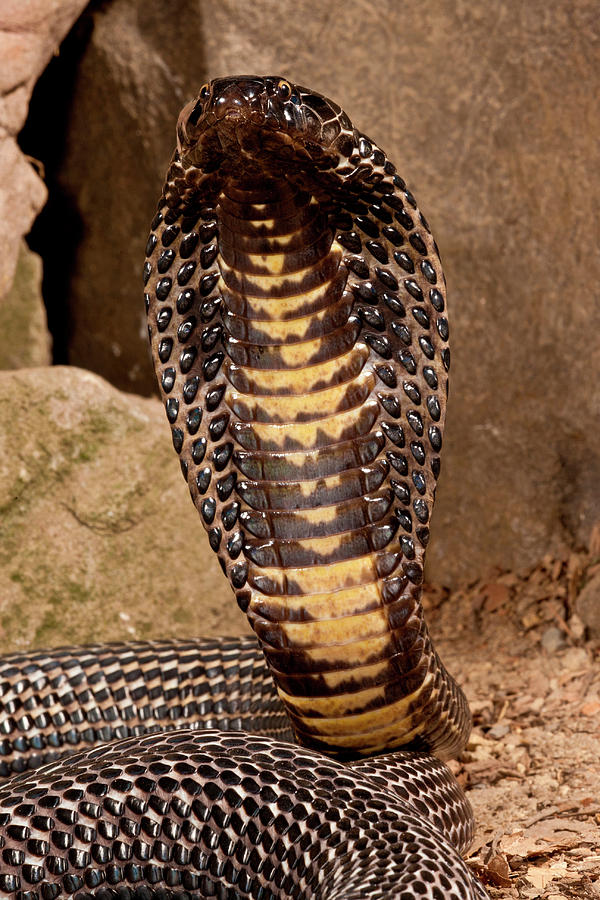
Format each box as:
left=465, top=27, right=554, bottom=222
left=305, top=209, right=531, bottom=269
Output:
left=427, top=539, right=600, bottom=899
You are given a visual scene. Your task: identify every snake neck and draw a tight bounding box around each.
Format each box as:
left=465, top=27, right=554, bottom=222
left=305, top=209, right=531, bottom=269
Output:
left=207, top=173, right=461, bottom=758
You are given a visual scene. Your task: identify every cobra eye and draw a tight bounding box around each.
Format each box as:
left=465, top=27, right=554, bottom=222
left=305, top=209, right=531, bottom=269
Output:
left=277, top=79, right=292, bottom=99
left=200, top=83, right=210, bottom=99
left=188, top=98, right=204, bottom=127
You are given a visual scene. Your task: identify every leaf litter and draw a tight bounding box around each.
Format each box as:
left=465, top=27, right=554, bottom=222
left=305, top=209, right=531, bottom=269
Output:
left=425, top=539, right=600, bottom=899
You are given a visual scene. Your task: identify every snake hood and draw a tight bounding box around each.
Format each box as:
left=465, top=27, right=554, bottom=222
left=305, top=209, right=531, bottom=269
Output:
left=151, top=74, right=470, bottom=763
left=176, top=75, right=364, bottom=178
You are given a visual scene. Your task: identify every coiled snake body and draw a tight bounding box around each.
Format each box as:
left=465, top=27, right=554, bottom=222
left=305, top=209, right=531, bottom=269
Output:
left=0, top=77, right=488, bottom=898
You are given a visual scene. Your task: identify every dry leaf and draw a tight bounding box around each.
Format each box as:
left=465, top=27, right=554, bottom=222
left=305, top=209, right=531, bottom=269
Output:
left=501, top=817, right=598, bottom=858
left=525, top=862, right=567, bottom=889
left=484, top=853, right=512, bottom=887
left=482, top=582, right=511, bottom=612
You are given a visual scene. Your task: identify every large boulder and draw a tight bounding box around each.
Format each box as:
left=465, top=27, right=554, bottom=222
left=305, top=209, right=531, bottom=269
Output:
left=15, top=0, right=600, bottom=583
left=0, top=366, right=241, bottom=654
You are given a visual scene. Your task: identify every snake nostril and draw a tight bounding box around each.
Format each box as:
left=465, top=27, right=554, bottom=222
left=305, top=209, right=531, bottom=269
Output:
left=214, top=93, right=246, bottom=119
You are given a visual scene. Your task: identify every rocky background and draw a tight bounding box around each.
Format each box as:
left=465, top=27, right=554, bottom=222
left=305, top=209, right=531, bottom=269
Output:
left=1, top=0, right=599, bottom=648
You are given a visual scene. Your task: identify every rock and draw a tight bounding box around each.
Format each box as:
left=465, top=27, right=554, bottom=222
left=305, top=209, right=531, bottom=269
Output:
left=487, top=723, right=510, bottom=740
left=0, top=132, right=45, bottom=299
left=0, top=0, right=89, bottom=300
left=15, top=0, right=600, bottom=585
left=0, top=242, right=51, bottom=369
left=540, top=627, right=566, bottom=654
left=0, top=366, right=243, bottom=653
left=36, top=0, right=207, bottom=394
left=575, top=571, right=600, bottom=638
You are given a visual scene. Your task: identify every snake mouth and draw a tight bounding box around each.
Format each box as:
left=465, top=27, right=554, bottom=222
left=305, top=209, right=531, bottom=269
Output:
left=180, top=117, right=339, bottom=184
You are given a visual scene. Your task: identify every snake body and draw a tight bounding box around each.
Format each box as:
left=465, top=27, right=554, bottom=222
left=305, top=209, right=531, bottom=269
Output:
left=0, top=77, right=487, bottom=898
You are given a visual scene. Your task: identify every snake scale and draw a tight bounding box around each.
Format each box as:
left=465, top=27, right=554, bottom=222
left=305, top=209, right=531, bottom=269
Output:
left=0, top=77, right=489, bottom=898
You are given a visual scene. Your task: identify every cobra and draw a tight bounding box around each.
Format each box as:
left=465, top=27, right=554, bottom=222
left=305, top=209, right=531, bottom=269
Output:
left=0, top=76, right=488, bottom=899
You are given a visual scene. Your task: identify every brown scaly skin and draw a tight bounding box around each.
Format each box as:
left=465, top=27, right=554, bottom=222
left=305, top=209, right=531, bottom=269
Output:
left=145, top=75, right=470, bottom=759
